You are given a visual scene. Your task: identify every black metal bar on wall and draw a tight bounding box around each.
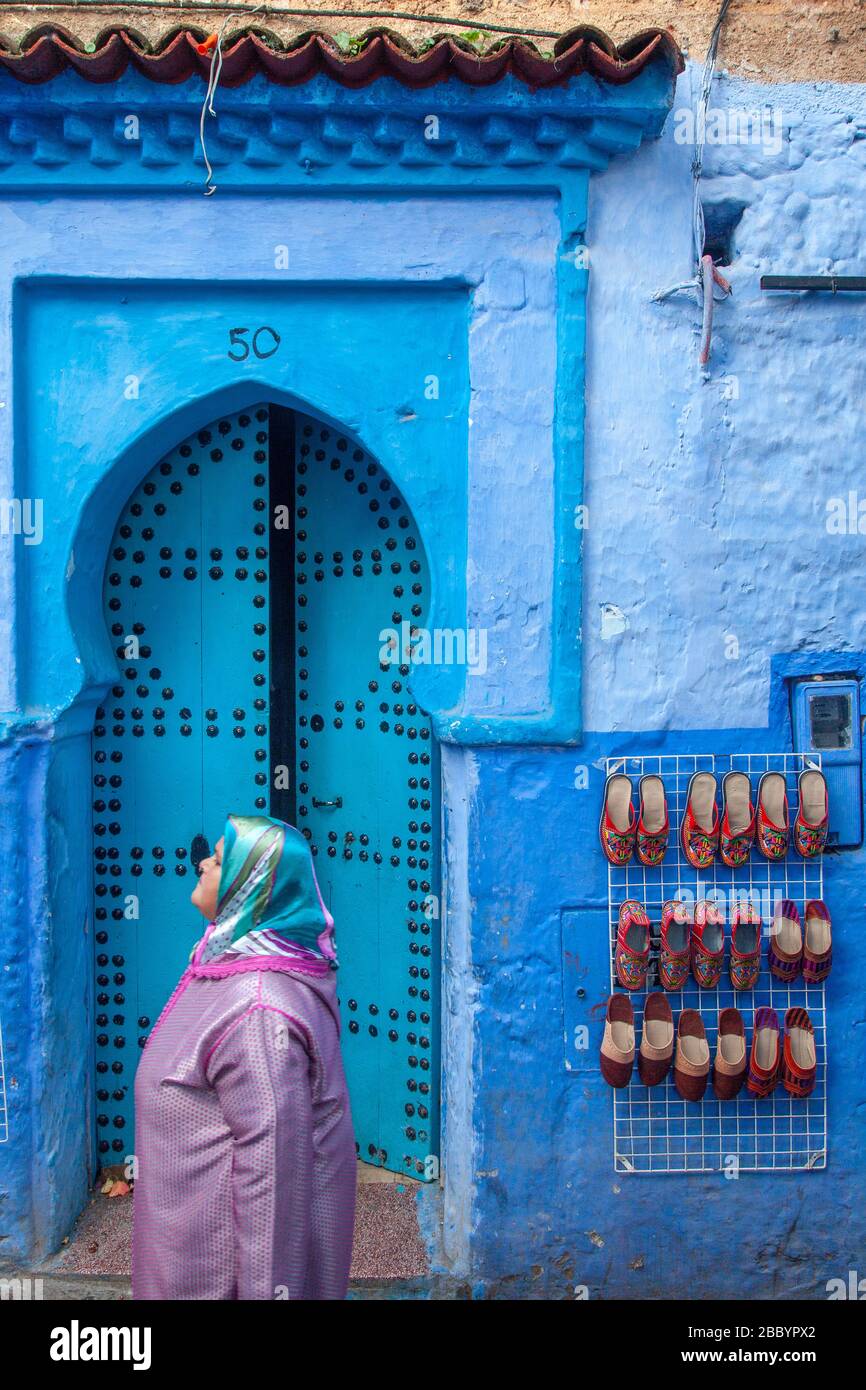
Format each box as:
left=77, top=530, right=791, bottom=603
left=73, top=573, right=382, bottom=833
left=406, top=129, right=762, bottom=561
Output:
left=761, top=276, right=866, bottom=292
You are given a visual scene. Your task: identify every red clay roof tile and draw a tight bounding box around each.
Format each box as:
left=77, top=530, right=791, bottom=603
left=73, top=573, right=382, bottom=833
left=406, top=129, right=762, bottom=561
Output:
left=0, top=24, right=684, bottom=90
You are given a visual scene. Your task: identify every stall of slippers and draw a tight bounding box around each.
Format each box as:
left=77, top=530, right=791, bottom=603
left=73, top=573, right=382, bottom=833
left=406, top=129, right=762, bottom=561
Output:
left=599, top=752, right=828, bottom=1175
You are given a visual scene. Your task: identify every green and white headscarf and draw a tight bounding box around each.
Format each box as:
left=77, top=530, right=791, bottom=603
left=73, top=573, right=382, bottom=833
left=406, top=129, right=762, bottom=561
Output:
left=197, top=814, right=336, bottom=967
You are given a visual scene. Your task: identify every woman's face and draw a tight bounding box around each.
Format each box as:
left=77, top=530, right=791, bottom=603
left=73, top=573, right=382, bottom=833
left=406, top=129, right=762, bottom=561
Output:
left=191, top=836, right=224, bottom=920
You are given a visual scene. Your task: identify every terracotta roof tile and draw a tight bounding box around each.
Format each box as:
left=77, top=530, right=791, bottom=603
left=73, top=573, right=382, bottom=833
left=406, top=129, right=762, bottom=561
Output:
left=0, top=24, right=684, bottom=89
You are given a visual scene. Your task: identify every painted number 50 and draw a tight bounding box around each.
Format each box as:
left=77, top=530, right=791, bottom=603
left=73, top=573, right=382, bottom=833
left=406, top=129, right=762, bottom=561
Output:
left=227, top=326, right=281, bottom=362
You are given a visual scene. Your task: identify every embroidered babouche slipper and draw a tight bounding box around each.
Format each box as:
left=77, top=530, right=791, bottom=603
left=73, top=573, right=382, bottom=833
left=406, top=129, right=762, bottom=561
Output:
left=729, top=901, right=761, bottom=990
left=659, top=899, right=691, bottom=991
left=794, top=768, right=829, bottom=858
left=638, top=992, right=674, bottom=1087
left=782, top=1008, right=817, bottom=1098
left=636, top=774, right=669, bottom=867
left=691, top=899, right=725, bottom=988
left=719, top=771, right=756, bottom=868
left=768, top=899, right=802, bottom=982
left=802, top=899, right=832, bottom=984
left=673, top=1009, right=710, bottom=1102
left=713, top=1007, right=747, bottom=1100
left=600, top=993, right=635, bottom=1089
left=756, top=771, right=789, bottom=860
left=600, top=773, right=636, bottom=866
left=680, top=771, right=719, bottom=870
left=747, top=1006, right=781, bottom=1097
left=615, top=900, right=651, bottom=990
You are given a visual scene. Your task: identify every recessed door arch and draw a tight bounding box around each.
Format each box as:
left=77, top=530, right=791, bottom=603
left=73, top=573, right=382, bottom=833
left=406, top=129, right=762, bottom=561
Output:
left=90, top=400, right=440, bottom=1181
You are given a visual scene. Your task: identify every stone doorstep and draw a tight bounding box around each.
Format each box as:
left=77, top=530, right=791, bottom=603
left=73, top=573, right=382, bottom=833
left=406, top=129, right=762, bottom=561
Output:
left=0, top=1270, right=132, bottom=1301
left=3, top=1169, right=432, bottom=1292
left=0, top=1268, right=465, bottom=1300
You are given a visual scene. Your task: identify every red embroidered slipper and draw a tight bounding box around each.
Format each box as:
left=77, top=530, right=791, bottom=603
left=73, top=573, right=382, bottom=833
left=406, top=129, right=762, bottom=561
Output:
left=673, top=1010, right=710, bottom=1102
left=719, top=771, right=756, bottom=868
left=756, top=771, right=789, bottom=860
left=713, top=1008, right=747, bottom=1100
left=615, top=900, right=650, bottom=990
left=768, top=899, right=802, bottom=982
left=659, top=899, right=690, bottom=991
left=691, top=899, right=724, bottom=988
left=729, top=901, right=761, bottom=990
left=599, top=773, right=636, bottom=866
left=747, top=1006, right=781, bottom=1098
left=794, top=768, right=829, bottom=858
left=680, top=771, right=719, bottom=870
left=636, top=775, right=669, bottom=867
left=600, top=993, right=635, bottom=1089
left=782, top=1008, right=817, bottom=1098
left=638, top=992, right=674, bottom=1086
left=803, top=899, right=832, bottom=984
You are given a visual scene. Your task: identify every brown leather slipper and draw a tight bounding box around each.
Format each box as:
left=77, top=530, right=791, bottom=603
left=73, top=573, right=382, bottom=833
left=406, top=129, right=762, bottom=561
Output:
left=713, top=1007, right=747, bottom=1100
left=600, top=993, right=635, bottom=1088
left=673, top=1009, right=710, bottom=1101
left=638, top=992, right=674, bottom=1086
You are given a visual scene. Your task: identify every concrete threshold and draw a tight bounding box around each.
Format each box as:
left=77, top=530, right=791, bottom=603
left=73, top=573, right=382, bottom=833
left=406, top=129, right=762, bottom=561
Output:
left=0, top=1267, right=467, bottom=1300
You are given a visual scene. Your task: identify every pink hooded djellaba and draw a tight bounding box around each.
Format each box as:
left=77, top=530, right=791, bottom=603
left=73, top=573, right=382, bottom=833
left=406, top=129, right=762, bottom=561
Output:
left=132, top=815, right=356, bottom=1300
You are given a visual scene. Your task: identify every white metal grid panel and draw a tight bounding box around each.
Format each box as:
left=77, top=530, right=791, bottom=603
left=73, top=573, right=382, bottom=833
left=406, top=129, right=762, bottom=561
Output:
left=606, top=752, right=827, bottom=1174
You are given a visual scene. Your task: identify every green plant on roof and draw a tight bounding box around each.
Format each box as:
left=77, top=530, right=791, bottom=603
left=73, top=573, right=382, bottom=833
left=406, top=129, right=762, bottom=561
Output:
left=332, top=32, right=368, bottom=56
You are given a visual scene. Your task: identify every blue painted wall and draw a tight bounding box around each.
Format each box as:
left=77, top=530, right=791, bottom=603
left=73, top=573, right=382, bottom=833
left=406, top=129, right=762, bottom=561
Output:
left=1, top=58, right=865, bottom=1297
left=428, top=71, right=866, bottom=1298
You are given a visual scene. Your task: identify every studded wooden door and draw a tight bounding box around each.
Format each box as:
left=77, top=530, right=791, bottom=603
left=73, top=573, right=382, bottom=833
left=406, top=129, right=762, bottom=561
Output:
left=92, top=403, right=440, bottom=1180
left=293, top=413, right=440, bottom=1182
left=91, top=405, right=273, bottom=1158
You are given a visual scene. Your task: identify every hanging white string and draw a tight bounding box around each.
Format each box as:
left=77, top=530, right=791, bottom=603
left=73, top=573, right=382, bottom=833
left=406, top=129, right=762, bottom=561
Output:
left=652, top=0, right=733, bottom=360
left=198, top=10, right=264, bottom=196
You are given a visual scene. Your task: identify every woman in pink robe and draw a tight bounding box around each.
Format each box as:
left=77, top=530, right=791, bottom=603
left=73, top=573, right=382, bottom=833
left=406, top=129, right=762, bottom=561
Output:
left=132, top=814, right=356, bottom=1300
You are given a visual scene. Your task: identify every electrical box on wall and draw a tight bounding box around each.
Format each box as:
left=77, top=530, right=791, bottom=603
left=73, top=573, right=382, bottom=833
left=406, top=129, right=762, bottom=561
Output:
left=792, top=677, right=863, bottom=848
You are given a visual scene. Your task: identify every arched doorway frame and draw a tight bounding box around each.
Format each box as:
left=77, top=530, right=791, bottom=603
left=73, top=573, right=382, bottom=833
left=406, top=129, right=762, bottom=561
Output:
left=10, top=263, right=475, bottom=1262
left=82, top=391, right=444, bottom=1179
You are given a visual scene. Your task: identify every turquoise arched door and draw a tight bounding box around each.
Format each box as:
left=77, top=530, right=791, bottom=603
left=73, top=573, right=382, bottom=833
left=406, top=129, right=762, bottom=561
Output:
left=91, top=403, right=440, bottom=1181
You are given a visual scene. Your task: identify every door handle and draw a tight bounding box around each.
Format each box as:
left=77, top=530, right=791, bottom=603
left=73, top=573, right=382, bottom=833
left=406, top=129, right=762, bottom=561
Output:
left=312, top=796, right=343, bottom=808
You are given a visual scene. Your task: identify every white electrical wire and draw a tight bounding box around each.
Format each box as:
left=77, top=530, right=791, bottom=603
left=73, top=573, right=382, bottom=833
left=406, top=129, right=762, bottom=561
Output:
left=199, top=9, right=264, bottom=195
left=652, top=0, right=734, bottom=352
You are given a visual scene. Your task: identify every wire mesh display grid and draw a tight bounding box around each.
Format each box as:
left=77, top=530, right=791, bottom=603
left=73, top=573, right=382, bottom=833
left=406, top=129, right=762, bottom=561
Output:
left=606, top=752, right=826, bottom=1175
left=0, top=1016, right=8, bottom=1143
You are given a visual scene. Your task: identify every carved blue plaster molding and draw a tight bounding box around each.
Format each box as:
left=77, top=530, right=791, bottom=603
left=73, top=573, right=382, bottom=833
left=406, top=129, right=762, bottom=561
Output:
left=0, top=67, right=678, bottom=747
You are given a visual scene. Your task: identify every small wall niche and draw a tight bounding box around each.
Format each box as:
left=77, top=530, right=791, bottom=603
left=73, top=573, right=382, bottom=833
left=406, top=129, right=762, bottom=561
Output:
left=702, top=197, right=747, bottom=267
